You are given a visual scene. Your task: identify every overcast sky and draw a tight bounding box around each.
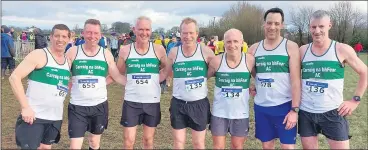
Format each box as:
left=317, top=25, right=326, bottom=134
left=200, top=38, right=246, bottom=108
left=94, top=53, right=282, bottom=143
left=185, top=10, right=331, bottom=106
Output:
left=2, top=1, right=367, bottom=31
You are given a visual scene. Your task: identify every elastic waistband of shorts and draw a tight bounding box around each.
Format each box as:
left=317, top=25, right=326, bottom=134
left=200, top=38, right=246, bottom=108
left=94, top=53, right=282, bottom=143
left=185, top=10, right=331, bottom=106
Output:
left=172, top=97, right=208, bottom=104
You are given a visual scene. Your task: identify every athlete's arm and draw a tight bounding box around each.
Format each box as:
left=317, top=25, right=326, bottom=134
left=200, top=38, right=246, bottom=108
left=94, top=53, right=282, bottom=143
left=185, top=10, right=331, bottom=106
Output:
left=163, top=47, right=178, bottom=81
left=9, top=49, right=47, bottom=125
left=245, top=53, right=255, bottom=73
left=105, top=48, right=127, bottom=86
left=154, top=44, right=168, bottom=83
left=337, top=43, right=367, bottom=116
left=282, top=41, right=301, bottom=130
left=247, top=42, right=259, bottom=78
left=287, top=41, right=302, bottom=109
left=247, top=42, right=259, bottom=97
left=207, top=55, right=221, bottom=78
left=299, top=44, right=309, bottom=62
left=65, top=46, right=78, bottom=89
left=201, top=44, right=216, bottom=65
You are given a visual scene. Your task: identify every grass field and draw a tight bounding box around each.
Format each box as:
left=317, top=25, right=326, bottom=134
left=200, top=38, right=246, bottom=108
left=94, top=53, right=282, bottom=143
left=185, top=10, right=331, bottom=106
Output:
left=1, top=54, right=367, bottom=149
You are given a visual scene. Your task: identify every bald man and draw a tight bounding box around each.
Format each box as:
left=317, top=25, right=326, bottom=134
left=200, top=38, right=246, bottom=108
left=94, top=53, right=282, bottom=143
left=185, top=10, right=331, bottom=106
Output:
left=207, top=29, right=255, bottom=149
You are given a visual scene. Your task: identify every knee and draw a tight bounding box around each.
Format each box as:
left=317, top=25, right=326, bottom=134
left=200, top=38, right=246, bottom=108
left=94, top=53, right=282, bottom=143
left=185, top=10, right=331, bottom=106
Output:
left=89, top=138, right=100, bottom=149
left=192, top=140, right=205, bottom=149
left=262, top=140, right=275, bottom=149
left=173, top=139, right=186, bottom=149
left=281, top=144, right=295, bottom=149
left=231, top=143, right=243, bottom=149
left=213, top=143, right=225, bottom=149
left=123, top=136, right=135, bottom=148
left=143, top=136, right=154, bottom=145
left=38, top=144, right=52, bottom=150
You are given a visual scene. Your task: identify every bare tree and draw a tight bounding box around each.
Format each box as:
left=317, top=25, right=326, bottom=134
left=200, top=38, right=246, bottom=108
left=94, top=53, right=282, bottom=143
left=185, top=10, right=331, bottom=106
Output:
left=351, top=10, right=366, bottom=36
left=289, top=6, right=314, bottom=45
left=101, top=24, right=109, bottom=34
left=204, top=2, right=264, bottom=44
left=329, top=1, right=354, bottom=43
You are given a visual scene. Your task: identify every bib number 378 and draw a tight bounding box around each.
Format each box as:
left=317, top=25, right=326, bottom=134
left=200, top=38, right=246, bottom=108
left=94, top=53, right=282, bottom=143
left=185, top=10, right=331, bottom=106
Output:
left=258, top=78, right=274, bottom=88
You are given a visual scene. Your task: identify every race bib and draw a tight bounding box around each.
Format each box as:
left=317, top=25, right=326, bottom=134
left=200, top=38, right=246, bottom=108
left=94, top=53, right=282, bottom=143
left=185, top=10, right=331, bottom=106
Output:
left=221, top=86, right=243, bottom=99
left=185, top=78, right=204, bottom=92
left=78, top=79, right=98, bottom=89
left=56, top=85, right=68, bottom=97
left=306, top=81, right=328, bottom=95
left=132, top=75, right=151, bottom=85
left=258, top=78, right=274, bottom=88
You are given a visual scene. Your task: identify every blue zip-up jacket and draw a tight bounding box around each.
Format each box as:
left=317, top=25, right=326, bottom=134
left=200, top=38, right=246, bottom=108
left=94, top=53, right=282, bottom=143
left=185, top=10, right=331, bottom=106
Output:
left=1, top=33, right=14, bottom=58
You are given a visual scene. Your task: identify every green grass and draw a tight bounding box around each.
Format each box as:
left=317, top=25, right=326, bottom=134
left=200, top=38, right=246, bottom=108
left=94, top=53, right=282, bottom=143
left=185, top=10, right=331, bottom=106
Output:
left=2, top=54, right=367, bottom=149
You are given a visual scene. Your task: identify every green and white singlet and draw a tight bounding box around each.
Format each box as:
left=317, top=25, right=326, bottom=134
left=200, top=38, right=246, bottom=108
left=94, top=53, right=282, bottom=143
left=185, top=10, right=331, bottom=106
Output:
left=172, top=44, right=208, bottom=101
left=124, top=42, right=161, bottom=103
left=301, top=40, right=344, bottom=113
left=213, top=52, right=251, bottom=119
left=254, top=38, right=292, bottom=106
left=70, top=45, right=108, bottom=106
left=26, top=48, right=70, bottom=120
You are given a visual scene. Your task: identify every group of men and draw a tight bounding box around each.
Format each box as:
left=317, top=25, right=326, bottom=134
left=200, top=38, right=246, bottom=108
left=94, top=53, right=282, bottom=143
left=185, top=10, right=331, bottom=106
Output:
left=8, top=7, right=367, bottom=149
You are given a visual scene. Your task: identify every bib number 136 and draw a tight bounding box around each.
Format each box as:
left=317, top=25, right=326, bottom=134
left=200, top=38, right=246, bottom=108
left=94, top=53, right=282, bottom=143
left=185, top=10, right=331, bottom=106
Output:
left=306, top=81, right=328, bottom=94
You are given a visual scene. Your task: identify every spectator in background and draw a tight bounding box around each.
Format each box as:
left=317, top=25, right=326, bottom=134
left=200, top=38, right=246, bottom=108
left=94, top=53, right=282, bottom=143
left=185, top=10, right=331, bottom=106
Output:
left=21, top=32, right=27, bottom=42
left=207, top=36, right=216, bottom=53
left=75, top=36, right=85, bottom=46
left=26, top=32, right=31, bottom=41
left=175, top=32, right=182, bottom=47
left=98, top=35, right=107, bottom=48
left=65, top=31, right=76, bottom=52
left=117, top=34, right=124, bottom=50
left=34, top=28, right=48, bottom=49
left=123, top=33, right=134, bottom=45
left=129, top=30, right=135, bottom=42
left=10, top=27, right=15, bottom=38
left=354, top=42, right=363, bottom=56
left=1, top=25, right=7, bottom=33
left=1, top=26, right=15, bottom=79
left=162, top=35, right=178, bottom=89
left=110, top=34, right=119, bottom=58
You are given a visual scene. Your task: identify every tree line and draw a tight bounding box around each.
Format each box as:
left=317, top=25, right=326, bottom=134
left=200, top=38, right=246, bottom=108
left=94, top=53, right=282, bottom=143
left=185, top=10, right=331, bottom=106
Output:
left=9, top=1, right=367, bottom=48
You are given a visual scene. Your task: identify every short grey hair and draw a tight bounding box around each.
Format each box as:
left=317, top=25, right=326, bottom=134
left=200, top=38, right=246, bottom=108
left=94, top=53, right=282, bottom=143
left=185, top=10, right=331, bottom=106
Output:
left=310, top=10, right=331, bottom=20
left=135, top=16, right=152, bottom=26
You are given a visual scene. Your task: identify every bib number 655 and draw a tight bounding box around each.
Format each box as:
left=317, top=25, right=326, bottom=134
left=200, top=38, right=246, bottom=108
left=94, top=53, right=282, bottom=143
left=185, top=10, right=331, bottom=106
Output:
left=82, top=83, right=96, bottom=88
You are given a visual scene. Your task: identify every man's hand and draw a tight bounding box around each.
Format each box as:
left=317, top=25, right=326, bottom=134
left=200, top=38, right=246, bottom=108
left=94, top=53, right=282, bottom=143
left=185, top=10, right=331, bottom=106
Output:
left=249, top=84, right=257, bottom=97
left=283, top=110, right=298, bottom=130
left=21, top=107, right=36, bottom=125
left=338, top=100, right=360, bottom=116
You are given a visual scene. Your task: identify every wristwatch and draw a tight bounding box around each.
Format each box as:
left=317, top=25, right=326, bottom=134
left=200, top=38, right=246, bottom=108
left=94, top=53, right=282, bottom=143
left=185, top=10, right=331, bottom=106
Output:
left=291, top=107, right=299, bottom=113
left=353, top=96, right=361, bottom=102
